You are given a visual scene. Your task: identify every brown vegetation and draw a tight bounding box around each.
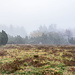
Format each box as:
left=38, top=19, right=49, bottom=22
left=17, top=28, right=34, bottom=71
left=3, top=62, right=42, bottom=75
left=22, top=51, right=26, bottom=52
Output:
left=0, top=44, right=75, bottom=75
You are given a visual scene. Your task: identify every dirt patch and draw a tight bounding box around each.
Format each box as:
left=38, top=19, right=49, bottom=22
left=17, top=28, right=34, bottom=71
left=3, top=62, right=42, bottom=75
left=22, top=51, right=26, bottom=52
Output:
left=18, top=45, right=33, bottom=50
left=62, top=53, right=73, bottom=58
left=64, top=60, right=75, bottom=66
left=60, top=46, right=75, bottom=50
left=68, top=51, right=75, bottom=54
left=68, top=67, right=75, bottom=73
left=35, top=45, right=50, bottom=50
left=4, top=45, right=18, bottom=49
left=0, top=50, right=8, bottom=56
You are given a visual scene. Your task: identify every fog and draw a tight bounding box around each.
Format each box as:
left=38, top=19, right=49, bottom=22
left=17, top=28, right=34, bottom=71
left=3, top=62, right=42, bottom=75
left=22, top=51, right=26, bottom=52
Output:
left=0, top=0, right=75, bottom=36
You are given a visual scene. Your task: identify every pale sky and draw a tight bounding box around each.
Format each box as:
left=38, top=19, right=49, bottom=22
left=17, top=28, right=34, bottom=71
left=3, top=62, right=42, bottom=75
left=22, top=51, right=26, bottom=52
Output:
left=0, top=0, right=75, bottom=33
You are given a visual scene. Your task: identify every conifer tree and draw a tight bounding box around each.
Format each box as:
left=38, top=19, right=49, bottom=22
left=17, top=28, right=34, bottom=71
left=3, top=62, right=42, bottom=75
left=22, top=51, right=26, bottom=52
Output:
left=1, top=30, right=8, bottom=45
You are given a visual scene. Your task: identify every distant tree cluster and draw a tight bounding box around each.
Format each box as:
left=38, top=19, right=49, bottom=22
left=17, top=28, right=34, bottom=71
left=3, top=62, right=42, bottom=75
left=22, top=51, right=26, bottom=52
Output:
left=29, top=32, right=68, bottom=45
left=65, top=29, right=75, bottom=44
left=0, top=30, right=8, bottom=45
left=8, top=35, right=25, bottom=44
left=8, top=32, right=69, bottom=45
left=7, top=25, right=68, bottom=45
left=7, top=25, right=75, bottom=45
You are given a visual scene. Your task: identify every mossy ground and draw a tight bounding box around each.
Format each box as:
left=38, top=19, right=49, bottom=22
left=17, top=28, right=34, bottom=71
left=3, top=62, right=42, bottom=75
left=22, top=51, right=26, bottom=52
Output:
left=0, top=44, right=75, bottom=75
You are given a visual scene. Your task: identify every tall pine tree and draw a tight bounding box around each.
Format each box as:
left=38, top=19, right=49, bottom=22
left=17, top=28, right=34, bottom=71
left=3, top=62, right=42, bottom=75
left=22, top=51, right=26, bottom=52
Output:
left=1, top=30, right=8, bottom=45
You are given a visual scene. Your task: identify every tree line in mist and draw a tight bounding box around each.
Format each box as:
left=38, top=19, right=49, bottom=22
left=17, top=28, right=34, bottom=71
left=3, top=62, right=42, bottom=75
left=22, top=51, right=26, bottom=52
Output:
left=4, top=24, right=75, bottom=45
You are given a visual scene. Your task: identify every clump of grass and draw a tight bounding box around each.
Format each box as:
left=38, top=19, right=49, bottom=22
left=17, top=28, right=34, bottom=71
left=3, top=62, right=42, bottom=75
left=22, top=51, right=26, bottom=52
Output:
left=24, top=62, right=28, bottom=66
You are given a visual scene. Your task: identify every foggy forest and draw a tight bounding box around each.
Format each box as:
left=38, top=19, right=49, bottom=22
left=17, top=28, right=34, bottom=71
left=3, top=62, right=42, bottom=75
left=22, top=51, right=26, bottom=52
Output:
left=0, top=24, right=75, bottom=45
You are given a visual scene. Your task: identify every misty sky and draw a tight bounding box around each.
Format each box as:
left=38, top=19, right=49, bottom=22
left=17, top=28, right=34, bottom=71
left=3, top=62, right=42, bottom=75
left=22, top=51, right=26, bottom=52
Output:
left=0, top=0, right=75, bottom=33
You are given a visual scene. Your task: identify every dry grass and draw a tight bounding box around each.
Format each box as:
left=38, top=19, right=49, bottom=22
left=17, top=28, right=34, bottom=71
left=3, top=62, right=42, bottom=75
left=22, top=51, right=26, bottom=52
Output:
left=0, top=44, right=75, bottom=75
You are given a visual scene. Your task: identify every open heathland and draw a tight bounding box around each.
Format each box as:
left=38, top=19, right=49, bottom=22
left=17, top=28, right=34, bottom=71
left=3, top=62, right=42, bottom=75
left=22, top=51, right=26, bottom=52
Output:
left=0, top=44, right=75, bottom=75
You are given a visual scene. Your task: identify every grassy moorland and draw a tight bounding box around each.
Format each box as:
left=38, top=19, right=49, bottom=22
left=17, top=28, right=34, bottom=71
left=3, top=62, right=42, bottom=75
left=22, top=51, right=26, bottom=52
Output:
left=0, top=44, right=75, bottom=75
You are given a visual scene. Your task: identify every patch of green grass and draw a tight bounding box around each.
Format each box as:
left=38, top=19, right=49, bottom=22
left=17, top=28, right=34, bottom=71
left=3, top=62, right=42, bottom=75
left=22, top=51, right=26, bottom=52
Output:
left=24, top=62, right=28, bottom=66
left=0, top=70, right=11, bottom=74
left=15, top=71, right=42, bottom=75
left=45, top=65, right=51, bottom=69
left=57, top=63, right=65, bottom=68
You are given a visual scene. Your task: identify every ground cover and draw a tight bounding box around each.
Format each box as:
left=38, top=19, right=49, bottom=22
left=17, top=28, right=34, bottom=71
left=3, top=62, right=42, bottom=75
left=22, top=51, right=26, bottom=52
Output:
left=0, top=44, right=75, bottom=75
